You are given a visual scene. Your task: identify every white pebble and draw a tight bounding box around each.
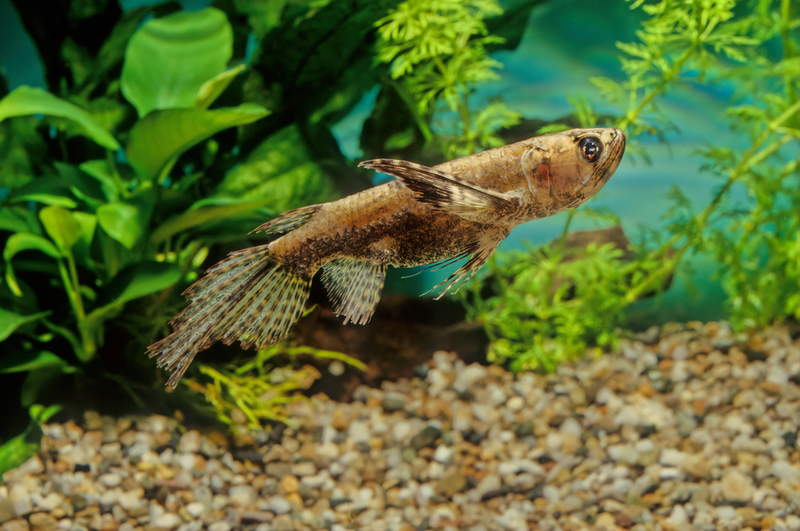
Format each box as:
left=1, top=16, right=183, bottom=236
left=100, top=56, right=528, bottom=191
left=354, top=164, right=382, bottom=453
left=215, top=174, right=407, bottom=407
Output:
left=185, top=502, right=205, bottom=518
left=433, top=444, right=454, bottom=464
left=506, top=396, right=525, bottom=412
left=99, top=473, right=121, bottom=487
left=153, top=513, right=182, bottom=529
left=268, top=496, right=291, bottom=514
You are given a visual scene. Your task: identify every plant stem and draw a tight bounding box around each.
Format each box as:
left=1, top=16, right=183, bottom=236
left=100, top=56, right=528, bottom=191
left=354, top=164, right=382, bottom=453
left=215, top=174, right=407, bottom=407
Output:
left=618, top=43, right=697, bottom=132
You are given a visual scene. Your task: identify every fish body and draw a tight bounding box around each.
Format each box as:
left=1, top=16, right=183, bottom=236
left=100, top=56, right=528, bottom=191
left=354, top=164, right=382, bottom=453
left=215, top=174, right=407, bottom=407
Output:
left=148, top=128, right=626, bottom=387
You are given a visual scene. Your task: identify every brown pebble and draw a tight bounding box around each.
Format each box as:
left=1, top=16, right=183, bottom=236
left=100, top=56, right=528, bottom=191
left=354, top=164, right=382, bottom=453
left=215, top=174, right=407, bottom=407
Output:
left=2, top=520, right=30, bottom=531
left=760, top=381, right=781, bottom=394
left=28, top=514, right=57, bottom=531
left=279, top=475, right=299, bottom=494
left=331, top=408, right=349, bottom=430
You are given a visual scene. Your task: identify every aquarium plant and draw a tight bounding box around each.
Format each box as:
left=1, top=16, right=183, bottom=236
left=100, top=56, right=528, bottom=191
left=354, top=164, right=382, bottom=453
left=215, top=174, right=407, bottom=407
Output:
left=461, top=0, right=799, bottom=371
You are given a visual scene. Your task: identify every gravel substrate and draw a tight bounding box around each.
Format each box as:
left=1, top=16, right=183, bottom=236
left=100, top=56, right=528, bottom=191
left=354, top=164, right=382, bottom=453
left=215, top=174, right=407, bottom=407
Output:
left=2, top=322, right=799, bottom=531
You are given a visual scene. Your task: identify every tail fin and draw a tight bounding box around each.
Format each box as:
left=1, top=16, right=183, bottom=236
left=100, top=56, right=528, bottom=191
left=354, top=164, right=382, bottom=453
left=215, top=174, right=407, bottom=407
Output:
left=147, top=244, right=310, bottom=388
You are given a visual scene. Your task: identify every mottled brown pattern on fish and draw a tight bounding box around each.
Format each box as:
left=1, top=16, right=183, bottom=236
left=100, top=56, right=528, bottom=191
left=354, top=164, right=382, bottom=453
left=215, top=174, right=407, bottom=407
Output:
left=147, top=128, right=626, bottom=388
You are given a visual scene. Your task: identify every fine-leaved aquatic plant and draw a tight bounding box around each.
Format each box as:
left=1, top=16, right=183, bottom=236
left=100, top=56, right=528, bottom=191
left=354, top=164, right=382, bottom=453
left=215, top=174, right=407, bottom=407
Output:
left=375, top=0, right=521, bottom=159
left=185, top=344, right=366, bottom=435
left=462, top=0, right=799, bottom=370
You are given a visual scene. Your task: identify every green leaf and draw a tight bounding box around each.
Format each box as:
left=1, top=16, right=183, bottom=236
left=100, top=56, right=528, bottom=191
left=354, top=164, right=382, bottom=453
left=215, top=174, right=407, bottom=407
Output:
left=30, top=404, right=62, bottom=424
left=39, top=206, right=81, bottom=255
left=125, top=104, right=269, bottom=179
left=4, top=233, right=62, bottom=296
left=121, top=7, right=234, bottom=117
left=211, top=124, right=337, bottom=213
left=0, top=309, right=50, bottom=342
left=6, top=175, right=79, bottom=209
left=0, top=116, right=46, bottom=190
left=150, top=200, right=276, bottom=245
left=97, top=202, right=142, bottom=249
left=99, top=260, right=182, bottom=307
left=0, top=86, right=120, bottom=150
left=0, top=426, right=41, bottom=476
left=0, top=206, right=39, bottom=234
left=0, top=404, right=61, bottom=475
left=195, top=64, right=247, bottom=110
left=84, top=261, right=182, bottom=335
left=0, top=350, right=69, bottom=374
left=79, top=160, right=121, bottom=202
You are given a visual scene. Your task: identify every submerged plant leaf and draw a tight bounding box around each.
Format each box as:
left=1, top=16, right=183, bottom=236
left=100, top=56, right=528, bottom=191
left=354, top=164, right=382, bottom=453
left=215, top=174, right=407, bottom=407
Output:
left=0, top=310, right=51, bottom=343
left=98, top=261, right=182, bottom=307
left=0, top=86, right=119, bottom=150
left=0, top=405, right=61, bottom=476
left=125, top=104, right=269, bottom=180
left=121, top=7, right=234, bottom=117
left=195, top=64, right=247, bottom=110
left=0, top=350, right=71, bottom=374
left=39, top=206, right=81, bottom=256
left=97, top=202, right=142, bottom=250
left=4, top=233, right=62, bottom=296
left=209, top=124, right=336, bottom=213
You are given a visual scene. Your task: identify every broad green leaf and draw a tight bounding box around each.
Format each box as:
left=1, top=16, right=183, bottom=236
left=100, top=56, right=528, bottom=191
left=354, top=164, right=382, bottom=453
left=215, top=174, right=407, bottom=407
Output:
left=30, top=404, right=62, bottom=424
left=0, top=309, right=50, bottom=342
left=6, top=175, right=79, bottom=209
left=4, top=233, right=62, bottom=296
left=0, top=206, right=39, bottom=234
left=72, top=212, right=97, bottom=248
left=97, top=202, right=142, bottom=249
left=99, top=260, right=182, bottom=306
left=0, top=350, right=68, bottom=373
left=0, top=405, right=61, bottom=475
left=0, top=116, right=45, bottom=190
left=195, top=64, right=246, bottom=110
left=0, top=86, right=119, bottom=150
left=150, top=200, right=276, bottom=244
left=39, top=206, right=81, bottom=255
left=85, top=261, right=181, bottom=335
left=212, top=124, right=337, bottom=212
left=79, top=160, right=121, bottom=202
left=0, top=426, right=41, bottom=476
left=121, top=7, right=233, bottom=117
left=126, top=104, right=269, bottom=179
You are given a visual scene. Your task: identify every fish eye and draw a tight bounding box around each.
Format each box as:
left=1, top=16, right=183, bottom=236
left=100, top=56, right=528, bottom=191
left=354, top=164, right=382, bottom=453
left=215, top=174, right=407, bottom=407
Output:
left=578, top=137, right=603, bottom=163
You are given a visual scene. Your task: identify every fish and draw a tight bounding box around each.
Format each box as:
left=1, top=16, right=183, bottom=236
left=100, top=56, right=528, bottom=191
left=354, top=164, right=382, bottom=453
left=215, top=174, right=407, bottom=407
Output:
left=147, top=128, right=626, bottom=387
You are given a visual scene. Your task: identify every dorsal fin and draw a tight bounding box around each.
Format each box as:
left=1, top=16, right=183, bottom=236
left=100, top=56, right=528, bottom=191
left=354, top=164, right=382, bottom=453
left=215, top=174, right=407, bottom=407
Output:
left=251, top=204, right=320, bottom=236
left=359, top=159, right=518, bottom=222
left=322, top=258, right=386, bottom=325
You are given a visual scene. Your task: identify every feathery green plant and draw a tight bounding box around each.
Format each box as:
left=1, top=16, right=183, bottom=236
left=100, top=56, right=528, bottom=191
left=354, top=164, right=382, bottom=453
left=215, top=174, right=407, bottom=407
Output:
left=375, top=0, right=520, bottom=158
left=463, top=0, right=799, bottom=371
left=185, top=344, right=366, bottom=430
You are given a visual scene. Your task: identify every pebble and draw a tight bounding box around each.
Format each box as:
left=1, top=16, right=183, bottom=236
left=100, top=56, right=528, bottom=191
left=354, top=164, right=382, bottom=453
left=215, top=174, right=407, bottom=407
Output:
left=267, top=496, right=291, bottom=515
left=1, top=323, right=796, bottom=531
left=721, top=469, right=754, bottom=503
left=228, top=485, right=257, bottom=507
left=152, top=513, right=181, bottom=529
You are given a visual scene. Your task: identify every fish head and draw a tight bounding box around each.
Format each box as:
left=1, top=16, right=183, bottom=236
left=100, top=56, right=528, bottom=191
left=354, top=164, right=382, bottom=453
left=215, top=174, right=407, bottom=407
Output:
left=522, top=128, right=626, bottom=211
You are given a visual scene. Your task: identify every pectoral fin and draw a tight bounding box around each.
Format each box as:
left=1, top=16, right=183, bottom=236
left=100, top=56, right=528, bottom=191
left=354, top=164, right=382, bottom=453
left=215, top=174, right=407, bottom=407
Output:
left=322, top=258, right=386, bottom=325
left=359, top=159, right=518, bottom=222
left=428, top=238, right=501, bottom=299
